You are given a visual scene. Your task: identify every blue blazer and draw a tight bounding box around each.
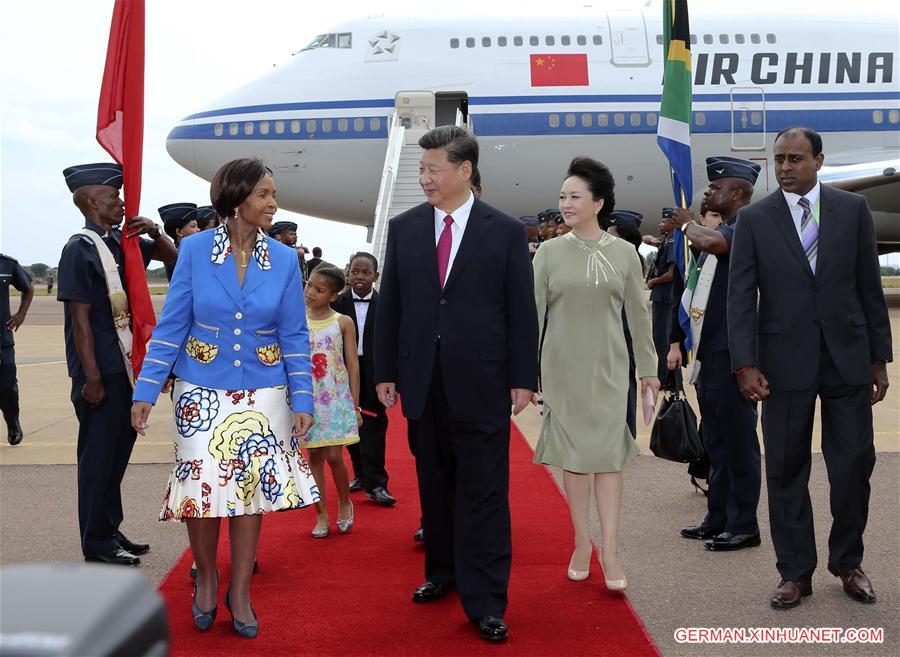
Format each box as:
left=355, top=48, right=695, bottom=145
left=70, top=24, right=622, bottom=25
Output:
left=132, top=226, right=313, bottom=414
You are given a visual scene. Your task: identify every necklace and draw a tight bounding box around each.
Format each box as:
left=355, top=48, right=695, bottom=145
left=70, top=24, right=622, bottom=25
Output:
left=227, top=227, right=253, bottom=269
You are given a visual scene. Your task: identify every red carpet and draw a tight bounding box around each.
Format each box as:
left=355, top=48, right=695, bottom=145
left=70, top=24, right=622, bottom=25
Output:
left=158, top=406, right=661, bottom=657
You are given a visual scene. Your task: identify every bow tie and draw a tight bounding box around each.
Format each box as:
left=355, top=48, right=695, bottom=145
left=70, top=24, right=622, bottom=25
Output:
left=353, top=297, right=371, bottom=303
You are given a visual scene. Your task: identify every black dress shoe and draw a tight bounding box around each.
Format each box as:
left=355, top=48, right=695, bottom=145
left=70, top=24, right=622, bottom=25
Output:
left=366, top=487, right=397, bottom=506
left=704, top=532, right=761, bottom=551
left=85, top=548, right=141, bottom=566
left=413, top=527, right=424, bottom=543
left=476, top=616, right=508, bottom=642
left=119, top=537, right=150, bottom=555
left=6, top=417, right=23, bottom=446
left=680, top=523, right=723, bottom=540
left=412, top=581, right=449, bottom=603
left=348, top=478, right=363, bottom=492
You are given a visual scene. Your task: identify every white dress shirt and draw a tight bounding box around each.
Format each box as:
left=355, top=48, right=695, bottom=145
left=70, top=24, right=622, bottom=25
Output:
left=782, top=181, right=821, bottom=240
left=352, top=290, right=373, bottom=355
left=434, top=191, right=475, bottom=279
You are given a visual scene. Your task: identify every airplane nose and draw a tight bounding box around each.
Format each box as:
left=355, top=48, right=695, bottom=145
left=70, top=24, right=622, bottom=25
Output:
left=166, top=120, right=196, bottom=174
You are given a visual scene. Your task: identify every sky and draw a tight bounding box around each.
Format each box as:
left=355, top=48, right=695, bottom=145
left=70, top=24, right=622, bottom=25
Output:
left=1, top=0, right=895, bottom=268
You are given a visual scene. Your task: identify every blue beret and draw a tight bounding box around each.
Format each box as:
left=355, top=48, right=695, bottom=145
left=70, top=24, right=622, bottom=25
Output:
left=519, top=215, right=540, bottom=227
left=158, top=203, right=198, bottom=227
left=195, top=205, right=216, bottom=221
left=661, top=208, right=675, bottom=218
left=706, top=156, right=761, bottom=184
left=63, top=163, right=123, bottom=192
left=608, top=210, right=642, bottom=228
left=268, top=221, right=298, bottom=236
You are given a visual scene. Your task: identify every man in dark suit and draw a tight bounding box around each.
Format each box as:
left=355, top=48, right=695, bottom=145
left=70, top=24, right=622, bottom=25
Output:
left=332, top=251, right=395, bottom=506
left=374, top=126, right=538, bottom=642
left=728, top=127, right=892, bottom=609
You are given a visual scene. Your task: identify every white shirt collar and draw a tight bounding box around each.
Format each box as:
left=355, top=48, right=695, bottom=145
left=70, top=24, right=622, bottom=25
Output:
left=352, top=289, right=373, bottom=301
left=434, top=191, right=475, bottom=231
left=782, top=181, right=821, bottom=210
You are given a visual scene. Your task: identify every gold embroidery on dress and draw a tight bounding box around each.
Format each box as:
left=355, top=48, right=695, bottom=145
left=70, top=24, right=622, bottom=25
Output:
left=564, top=232, right=618, bottom=287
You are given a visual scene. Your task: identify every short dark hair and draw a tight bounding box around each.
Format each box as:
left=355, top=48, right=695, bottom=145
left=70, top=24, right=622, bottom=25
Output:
left=349, top=251, right=378, bottom=271
left=210, top=158, right=272, bottom=219
left=310, top=262, right=345, bottom=293
left=312, top=247, right=322, bottom=257
left=566, top=156, right=616, bottom=224
left=471, top=168, right=482, bottom=189
left=612, top=223, right=642, bottom=252
left=774, top=126, right=823, bottom=157
left=418, top=126, right=479, bottom=179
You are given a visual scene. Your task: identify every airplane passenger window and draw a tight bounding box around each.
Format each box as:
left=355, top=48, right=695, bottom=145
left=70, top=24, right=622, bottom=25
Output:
left=735, top=34, right=745, bottom=44
left=597, top=113, right=609, bottom=127
left=577, top=35, right=587, bottom=45
left=354, top=118, right=365, bottom=132
left=766, top=33, right=776, bottom=43
left=450, top=38, right=459, bottom=48
left=466, top=37, right=475, bottom=48
left=750, top=112, right=762, bottom=125
left=872, top=110, right=884, bottom=124
left=630, top=113, right=641, bottom=127
left=229, top=123, right=238, bottom=136
left=719, top=34, right=729, bottom=44
left=514, top=36, right=524, bottom=46
left=338, top=119, right=348, bottom=132
left=274, top=121, right=284, bottom=134
left=656, top=34, right=663, bottom=45
left=244, top=122, right=254, bottom=136
left=337, top=33, right=352, bottom=48
left=322, top=119, right=332, bottom=133
left=214, top=124, right=224, bottom=137
left=565, top=114, right=576, bottom=128
left=694, top=112, right=706, bottom=126
left=581, top=113, right=593, bottom=128
left=549, top=114, right=560, bottom=128
left=260, top=121, right=270, bottom=135
left=561, top=35, right=571, bottom=46
left=498, top=36, right=508, bottom=46
left=614, top=113, right=625, bottom=127
left=545, top=36, right=555, bottom=46
left=593, top=35, right=603, bottom=45
left=889, top=109, right=899, bottom=124
left=690, top=34, right=698, bottom=44
left=370, top=117, right=381, bottom=131
left=290, top=120, right=301, bottom=133
left=703, top=34, right=713, bottom=44
left=530, top=36, right=539, bottom=46
left=307, top=120, right=316, bottom=133
left=483, top=37, right=491, bottom=47
left=751, top=33, right=761, bottom=44
left=646, top=113, right=658, bottom=127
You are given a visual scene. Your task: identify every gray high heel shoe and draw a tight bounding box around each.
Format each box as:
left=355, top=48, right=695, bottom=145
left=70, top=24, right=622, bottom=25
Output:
left=225, top=590, right=258, bottom=639
left=191, top=571, right=218, bottom=631
left=337, top=501, right=354, bottom=534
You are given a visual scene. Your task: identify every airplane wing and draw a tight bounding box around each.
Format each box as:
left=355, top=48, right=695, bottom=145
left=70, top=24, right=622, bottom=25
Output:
left=819, top=149, right=899, bottom=253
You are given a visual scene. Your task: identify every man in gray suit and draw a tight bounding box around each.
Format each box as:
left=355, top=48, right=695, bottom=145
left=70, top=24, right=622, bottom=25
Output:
left=728, top=126, right=891, bottom=610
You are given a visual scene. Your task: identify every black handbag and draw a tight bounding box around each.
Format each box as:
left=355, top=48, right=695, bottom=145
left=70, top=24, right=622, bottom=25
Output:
left=650, top=370, right=704, bottom=463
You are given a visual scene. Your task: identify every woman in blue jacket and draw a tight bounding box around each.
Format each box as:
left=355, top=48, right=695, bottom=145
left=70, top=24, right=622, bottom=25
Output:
left=132, top=158, right=318, bottom=638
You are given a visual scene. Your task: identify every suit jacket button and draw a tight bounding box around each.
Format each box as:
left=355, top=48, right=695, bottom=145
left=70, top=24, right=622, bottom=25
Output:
left=233, top=360, right=241, bottom=367
left=440, top=299, right=447, bottom=305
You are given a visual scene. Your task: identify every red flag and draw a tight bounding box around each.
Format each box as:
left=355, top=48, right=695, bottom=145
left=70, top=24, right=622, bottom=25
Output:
left=529, top=54, right=589, bottom=87
left=97, top=0, right=155, bottom=378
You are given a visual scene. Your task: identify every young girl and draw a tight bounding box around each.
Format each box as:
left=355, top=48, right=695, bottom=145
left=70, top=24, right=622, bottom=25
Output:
left=304, top=264, right=362, bottom=537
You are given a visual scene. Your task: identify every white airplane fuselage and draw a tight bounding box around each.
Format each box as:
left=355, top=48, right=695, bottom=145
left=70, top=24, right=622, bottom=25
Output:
left=166, top=8, right=900, bottom=245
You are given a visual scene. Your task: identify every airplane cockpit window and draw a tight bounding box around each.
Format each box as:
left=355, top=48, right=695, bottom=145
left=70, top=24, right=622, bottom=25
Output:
left=302, top=32, right=352, bottom=51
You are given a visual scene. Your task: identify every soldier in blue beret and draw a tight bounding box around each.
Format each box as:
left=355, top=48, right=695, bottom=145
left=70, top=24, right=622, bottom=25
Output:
left=160, top=203, right=199, bottom=281
left=194, top=205, right=219, bottom=231
left=57, top=162, right=177, bottom=566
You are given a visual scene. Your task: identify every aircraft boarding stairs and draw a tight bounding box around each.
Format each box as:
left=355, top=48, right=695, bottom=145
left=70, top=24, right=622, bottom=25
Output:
left=370, top=104, right=470, bottom=272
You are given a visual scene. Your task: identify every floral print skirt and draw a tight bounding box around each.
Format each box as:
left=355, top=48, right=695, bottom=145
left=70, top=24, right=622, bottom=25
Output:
left=159, top=380, right=320, bottom=521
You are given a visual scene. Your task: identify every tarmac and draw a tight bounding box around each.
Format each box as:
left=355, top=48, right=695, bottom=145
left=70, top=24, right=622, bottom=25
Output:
left=1, top=294, right=898, bottom=657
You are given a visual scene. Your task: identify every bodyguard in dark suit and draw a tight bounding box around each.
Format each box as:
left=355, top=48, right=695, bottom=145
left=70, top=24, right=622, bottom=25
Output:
left=57, top=163, right=177, bottom=566
left=670, top=157, right=762, bottom=552
left=331, top=252, right=395, bottom=505
left=374, top=126, right=538, bottom=642
left=728, top=127, right=892, bottom=609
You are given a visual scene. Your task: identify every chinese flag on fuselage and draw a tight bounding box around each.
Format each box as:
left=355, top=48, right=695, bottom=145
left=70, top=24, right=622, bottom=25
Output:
left=530, top=54, right=589, bottom=86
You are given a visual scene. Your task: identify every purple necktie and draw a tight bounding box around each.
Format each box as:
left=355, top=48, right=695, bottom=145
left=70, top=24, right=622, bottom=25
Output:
left=798, top=196, right=818, bottom=273
left=436, top=215, right=453, bottom=287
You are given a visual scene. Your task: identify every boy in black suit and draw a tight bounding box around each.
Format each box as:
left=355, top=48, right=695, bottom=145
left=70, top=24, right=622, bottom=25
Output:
left=331, top=252, right=395, bottom=505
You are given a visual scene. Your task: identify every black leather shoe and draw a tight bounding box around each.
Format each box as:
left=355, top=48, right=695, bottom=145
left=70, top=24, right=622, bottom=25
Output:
left=476, top=616, right=508, bottom=642
left=6, top=417, right=23, bottom=446
left=119, top=537, right=150, bottom=556
left=704, top=532, right=761, bottom=551
left=85, top=548, right=141, bottom=566
left=412, top=581, right=449, bottom=603
left=827, top=563, right=876, bottom=604
left=413, top=527, right=424, bottom=543
left=348, top=478, right=363, bottom=492
left=680, top=523, right=723, bottom=540
left=366, top=487, right=397, bottom=506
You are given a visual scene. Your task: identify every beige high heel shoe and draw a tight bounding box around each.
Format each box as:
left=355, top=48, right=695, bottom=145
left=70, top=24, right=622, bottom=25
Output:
left=567, top=549, right=591, bottom=581
left=599, top=552, right=627, bottom=591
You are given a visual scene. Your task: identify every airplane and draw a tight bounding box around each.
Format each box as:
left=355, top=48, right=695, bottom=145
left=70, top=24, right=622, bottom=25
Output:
left=165, top=3, right=900, bottom=254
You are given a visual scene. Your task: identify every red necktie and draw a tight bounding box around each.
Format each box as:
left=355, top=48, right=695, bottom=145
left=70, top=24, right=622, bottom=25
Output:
left=436, top=215, right=454, bottom=287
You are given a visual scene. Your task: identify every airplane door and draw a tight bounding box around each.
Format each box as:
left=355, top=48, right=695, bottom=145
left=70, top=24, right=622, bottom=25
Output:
left=606, top=11, right=650, bottom=66
left=730, top=87, right=766, bottom=150
left=395, top=91, right=435, bottom=132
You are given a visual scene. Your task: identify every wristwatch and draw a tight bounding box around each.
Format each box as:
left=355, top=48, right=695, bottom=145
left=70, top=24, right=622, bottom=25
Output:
left=147, top=224, right=162, bottom=240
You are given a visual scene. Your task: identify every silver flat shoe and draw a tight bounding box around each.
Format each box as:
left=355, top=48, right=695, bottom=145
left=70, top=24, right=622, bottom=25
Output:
left=337, top=502, right=354, bottom=534
left=311, top=524, right=329, bottom=538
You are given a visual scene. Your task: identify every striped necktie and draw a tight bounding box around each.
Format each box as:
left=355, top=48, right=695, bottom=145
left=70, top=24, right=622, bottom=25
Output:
left=798, top=196, right=818, bottom=273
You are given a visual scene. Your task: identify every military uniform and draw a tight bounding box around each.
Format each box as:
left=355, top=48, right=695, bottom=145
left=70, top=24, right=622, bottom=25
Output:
left=650, top=214, right=676, bottom=382
left=159, top=203, right=198, bottom=281
left=0, top=254, right=33, bottom=444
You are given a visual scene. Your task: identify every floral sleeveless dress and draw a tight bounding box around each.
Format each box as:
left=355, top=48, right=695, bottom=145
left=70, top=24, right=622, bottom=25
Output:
left=304, top=312, right=360, bottom=448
